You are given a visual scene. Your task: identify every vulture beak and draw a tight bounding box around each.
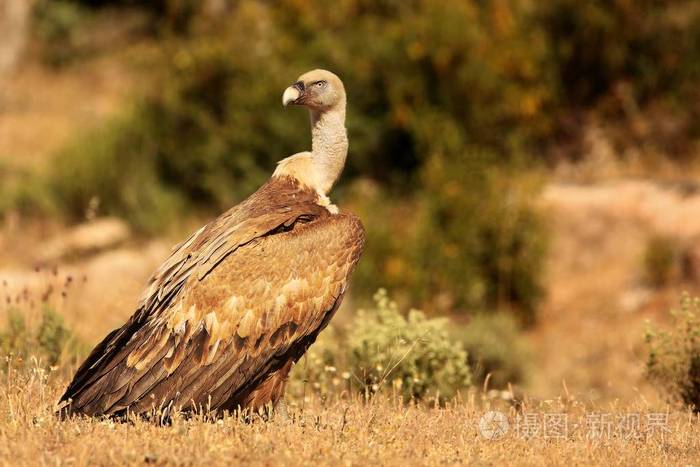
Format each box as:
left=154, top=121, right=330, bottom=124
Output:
left=282, top=81, right=305, bottom=106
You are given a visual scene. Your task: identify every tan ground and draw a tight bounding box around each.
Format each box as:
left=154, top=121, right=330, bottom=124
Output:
left=533, top=181, right=700, bottom=404
left=0, top=59, right=133, bottom=171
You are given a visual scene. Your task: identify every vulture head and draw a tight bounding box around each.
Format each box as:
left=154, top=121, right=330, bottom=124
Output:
left=282, top=69, right=346, bottom=111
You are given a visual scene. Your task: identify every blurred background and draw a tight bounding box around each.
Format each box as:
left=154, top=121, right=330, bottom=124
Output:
left=1, top=0, right=700, bottom=406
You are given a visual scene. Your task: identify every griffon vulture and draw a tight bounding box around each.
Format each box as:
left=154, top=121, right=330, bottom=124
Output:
left=58, top=70, right=365, bottom=418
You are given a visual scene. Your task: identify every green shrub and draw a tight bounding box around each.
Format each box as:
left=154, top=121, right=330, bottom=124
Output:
left=346, top=157, right=548, bottom=321
left=454, top=312, right=531, bottom=389
left=0, top=161, right=65, bottom=222
left=0, top=307, right=84, bottom=368
left=344, top=181, right=422, bottom=303
left=0, top=310, right=31, bottom=359
left=347, top=289, right=472, bottom=402
left=289, top=290, right=473, bottom=403
left=645, top=294, right=700, bottom=412
left=643, top=234, right=680, bottom=288
left=37, top=308, right=78, bottom=366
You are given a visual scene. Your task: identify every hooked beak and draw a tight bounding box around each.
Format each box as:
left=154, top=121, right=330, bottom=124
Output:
left=282, top=81, right=305, bottom=106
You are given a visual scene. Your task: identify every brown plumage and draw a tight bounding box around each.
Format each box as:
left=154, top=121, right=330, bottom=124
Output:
left=59, top=69, right=365, bottom=417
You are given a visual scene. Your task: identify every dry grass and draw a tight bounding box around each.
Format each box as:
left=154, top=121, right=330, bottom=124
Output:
left=1, top=362, right=698, bottom=466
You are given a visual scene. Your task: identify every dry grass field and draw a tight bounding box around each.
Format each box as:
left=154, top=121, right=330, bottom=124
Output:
left=1, top=361, right=699, bottom=466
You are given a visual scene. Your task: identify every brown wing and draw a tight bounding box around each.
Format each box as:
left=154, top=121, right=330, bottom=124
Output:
left=59, top=177, right=365, bottom=416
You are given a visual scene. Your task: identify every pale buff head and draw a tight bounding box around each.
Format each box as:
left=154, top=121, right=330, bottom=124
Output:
left=282, top=69, right=346, bottom=111
left=275, top=69, right=348, bottom=199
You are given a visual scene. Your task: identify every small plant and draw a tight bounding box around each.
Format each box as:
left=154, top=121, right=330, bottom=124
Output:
left=347, top=289, right=472, bottom=403
left=643, top=234, right=679, bottom=287
left=0, top=309, right=31, bottom=358
left=287, top=326, right=348, bottom=400
left=37, top=307, right=79, bottom=366
left=645, top=294, right=700, bottom=412
left=0, top=307, right=84, bottom=368
left=455, top=312, right=531, bottom=389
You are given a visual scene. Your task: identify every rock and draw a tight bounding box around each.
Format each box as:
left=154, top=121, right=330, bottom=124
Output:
left=38, top=218, right=131, bottom=262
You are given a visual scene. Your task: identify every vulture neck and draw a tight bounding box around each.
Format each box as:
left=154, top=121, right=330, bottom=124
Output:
left=309, top=103, right=348, bottom=195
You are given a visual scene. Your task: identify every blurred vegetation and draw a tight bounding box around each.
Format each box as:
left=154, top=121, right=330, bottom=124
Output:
left=454, top=312, right=531, bottom=389
left=74, top=0, right=202, bottom=34
left=540, top=0, right=700, bottom=158
left=289, top=290, right=472, bottom=404
left=645, top=294, right=700, bottom=412
left=33, top=0, right=91, bottom=68
left=10, top=0, right=700, bottom=321
left=49, top=108, right=188, bottom=233
left=541, top=0, right=700, bottom=106
left=0, top=307, right=85, bottom=368
left=643, top=234, right=681, bottom=288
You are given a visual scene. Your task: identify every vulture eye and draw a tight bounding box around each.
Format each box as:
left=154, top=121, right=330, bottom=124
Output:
left=314, top=80, right=327, bottom=88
